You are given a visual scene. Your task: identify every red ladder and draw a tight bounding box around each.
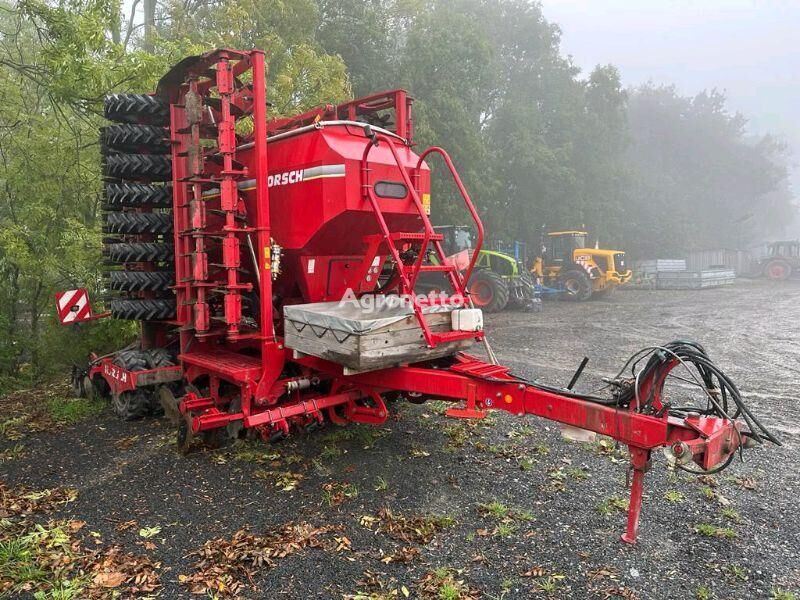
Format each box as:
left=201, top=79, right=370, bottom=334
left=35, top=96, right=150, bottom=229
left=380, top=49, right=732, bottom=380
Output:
left=361, top=135, right=485, bottom=348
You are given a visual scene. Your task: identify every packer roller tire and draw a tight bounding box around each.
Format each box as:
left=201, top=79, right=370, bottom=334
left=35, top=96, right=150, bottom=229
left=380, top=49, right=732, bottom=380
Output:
left=101, top=124, right=170, bottom=154
left=104, top=93, right=169, bottom=126
left=110, top=298, right=176, bottom=321
left=107, top=242, right=174, bottom=263
left=104, top=154, right=172, bottom=182
left=145, top=347, right=176, bottom=369
left=103, top=182, right=172, bottom=209
left=111, top=350, right=150, bottom=420
left=108, top=270, right=174, bottom=292
left=105, top=212, right=173, bottom=235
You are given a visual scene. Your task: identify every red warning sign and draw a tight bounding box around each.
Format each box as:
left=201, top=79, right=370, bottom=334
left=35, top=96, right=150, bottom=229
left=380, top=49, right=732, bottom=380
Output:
left=55, top=288, right=93, bottom=325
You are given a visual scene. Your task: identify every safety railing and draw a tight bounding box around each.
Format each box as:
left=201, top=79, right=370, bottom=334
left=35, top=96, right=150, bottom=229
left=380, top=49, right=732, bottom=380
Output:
left=414, top=146, right=485, bottom=293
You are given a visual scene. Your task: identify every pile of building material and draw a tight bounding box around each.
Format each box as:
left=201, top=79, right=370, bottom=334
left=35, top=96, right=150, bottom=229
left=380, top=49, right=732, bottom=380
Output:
left=656, top=268, right=736, bottom=289
left=629, top=259, right=735, bottom=290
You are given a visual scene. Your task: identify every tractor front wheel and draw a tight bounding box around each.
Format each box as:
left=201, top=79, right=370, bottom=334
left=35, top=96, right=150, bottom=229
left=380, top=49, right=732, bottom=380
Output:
left=560, top=269, right=593, bottom=301
left=468, top=269, right=509, bottom=313
left=764, top=259, right=792, bottom=281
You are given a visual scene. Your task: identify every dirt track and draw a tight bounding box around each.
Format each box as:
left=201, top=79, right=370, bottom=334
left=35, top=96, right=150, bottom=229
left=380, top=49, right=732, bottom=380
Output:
left=2, top=279, right=798, bottom=599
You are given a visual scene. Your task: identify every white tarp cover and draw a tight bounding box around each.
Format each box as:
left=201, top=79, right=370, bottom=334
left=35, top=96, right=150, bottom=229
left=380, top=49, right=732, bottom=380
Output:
left=284, top=299, right=455, bottom=335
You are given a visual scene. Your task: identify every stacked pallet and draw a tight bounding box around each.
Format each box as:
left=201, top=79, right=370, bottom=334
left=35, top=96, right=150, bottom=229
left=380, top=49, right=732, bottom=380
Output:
left=656, top=269, right=736, bottom=289
left=629, top=259, right=735, bottom=290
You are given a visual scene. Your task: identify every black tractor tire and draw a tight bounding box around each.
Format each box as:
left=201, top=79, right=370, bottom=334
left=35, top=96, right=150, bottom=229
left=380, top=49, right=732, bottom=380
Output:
left=104, top=183, right=172, bottom=209
left=107, top=242, right=174, bottom=263
left=108, top=270, right=173, bottom=292
left=764, top=259, right=792, bottom=281
left=145, top=347, right=175, bottom=369
left=559, top=268, right=593, bottom=301
left=110, top=350, right=150, bottom=420
left=113, top=390, right=151, bottom=421
left=113, top=349, right=148, bottom=371
left=506, top=270, right=537, bottom=310
left=101, top=124, right=170, bottom=154
left=105, top=212, right=173, bottom=235
left=110, top=298, right=176, bottom=321
left=467, top=269, right=509, bottom=313
left=104, top=94, right=169, bottom=126
left=104, top=154, right=172, bottom=182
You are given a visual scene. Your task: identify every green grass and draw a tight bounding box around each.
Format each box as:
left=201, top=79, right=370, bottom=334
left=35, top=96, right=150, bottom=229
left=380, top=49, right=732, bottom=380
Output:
left=518, top=457, right=535, bottom=471
left=694, top=523, right=736, bottom=539
left=494, top=523, right=516, bottom=538
left=700, top=486, right=716, bottom=500
left=696, top=585, right=712, bottom=600
left=566, top=467, right=589, bottom=481
left=46, top=397, right=104, bottom=424
left=771, top=589, right=797, bottom=600
left=536, top=576, right=563, bottom=594
left=0, top=537, right=48, bottom=585
left=374, top=476, right=388, bottom=492
left=319, top=444, right=342, bottom=460
left=726, top=564, right=747, bottom=581
left=664, top=489, right=685, bottom=503
left=720, top=507, right=740, bottom=522
left=0, top=523, right=87, bottom=598
left=232, top=444, right=281, bottom=464
left=444, top=423, right=469, bottom=449
left=321, top=428, right=355, bottom=444
left=596, top=496, right=629, bottom=516
left=439, top=582, right=460, bottom=600
left=480, top=501, right=509, bottom=519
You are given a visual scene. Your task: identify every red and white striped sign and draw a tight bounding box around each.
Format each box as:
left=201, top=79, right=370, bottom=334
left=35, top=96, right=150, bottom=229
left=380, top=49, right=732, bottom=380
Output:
left=55, top=288, right=93, bottom=325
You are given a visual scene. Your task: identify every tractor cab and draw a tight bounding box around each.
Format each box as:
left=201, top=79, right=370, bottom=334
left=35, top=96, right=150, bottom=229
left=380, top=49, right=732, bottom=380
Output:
left=437, top=225, right=475, bottom=258
left=424, top=225, right=537, bottom=312
left=437, top=225, right=520, bottom=278
left=542, top=231, right=589, bottom=267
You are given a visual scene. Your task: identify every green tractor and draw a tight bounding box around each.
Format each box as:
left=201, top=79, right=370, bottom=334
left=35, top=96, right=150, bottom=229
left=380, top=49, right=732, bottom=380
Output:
left=417, top=225, right=538, bottom=313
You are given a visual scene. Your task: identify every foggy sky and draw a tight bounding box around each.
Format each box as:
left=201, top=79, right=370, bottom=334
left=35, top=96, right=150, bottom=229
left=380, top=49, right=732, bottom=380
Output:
left=541, top=0, right=800, bottom=187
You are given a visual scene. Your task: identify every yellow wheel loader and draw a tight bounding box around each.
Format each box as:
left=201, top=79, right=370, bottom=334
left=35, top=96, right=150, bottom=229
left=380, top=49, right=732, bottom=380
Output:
left=531, top=230, right=632, bottom=300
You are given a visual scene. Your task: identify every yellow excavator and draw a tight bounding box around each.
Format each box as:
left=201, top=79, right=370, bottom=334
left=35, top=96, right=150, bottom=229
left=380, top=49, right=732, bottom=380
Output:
left=531, top=230, right=632, bottom=300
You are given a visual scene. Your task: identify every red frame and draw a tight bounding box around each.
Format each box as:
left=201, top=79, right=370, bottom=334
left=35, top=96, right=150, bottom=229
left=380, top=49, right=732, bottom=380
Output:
left=63, top=49, right=751, bottom=545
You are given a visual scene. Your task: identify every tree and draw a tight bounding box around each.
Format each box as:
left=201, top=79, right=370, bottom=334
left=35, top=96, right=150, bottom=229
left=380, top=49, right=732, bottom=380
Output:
left=624, top=85, right=794, bottom=255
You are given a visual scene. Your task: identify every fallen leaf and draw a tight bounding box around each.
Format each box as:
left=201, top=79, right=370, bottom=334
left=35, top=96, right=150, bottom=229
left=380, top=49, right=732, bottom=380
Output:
left=69, top=520, right=85, bottom=532
left=521, top=566, right=546, bottom=577
left=94, top=571, right=126, bottom=588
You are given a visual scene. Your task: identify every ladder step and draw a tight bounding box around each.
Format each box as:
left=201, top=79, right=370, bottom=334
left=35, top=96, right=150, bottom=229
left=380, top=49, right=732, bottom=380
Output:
left=389, top=232, right=443, bottom=242
left=430, top=330, right=482, bottom=344
left=408, top=264, right=457, bottom=273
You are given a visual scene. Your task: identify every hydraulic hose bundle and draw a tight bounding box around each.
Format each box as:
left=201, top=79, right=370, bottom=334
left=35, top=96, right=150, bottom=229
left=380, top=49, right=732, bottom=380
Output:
left=615, top=340, right=779, bottom=444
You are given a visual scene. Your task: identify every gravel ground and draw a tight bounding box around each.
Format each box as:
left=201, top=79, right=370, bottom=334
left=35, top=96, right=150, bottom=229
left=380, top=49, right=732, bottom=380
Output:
left=2, top=279, right=798, bottom=599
